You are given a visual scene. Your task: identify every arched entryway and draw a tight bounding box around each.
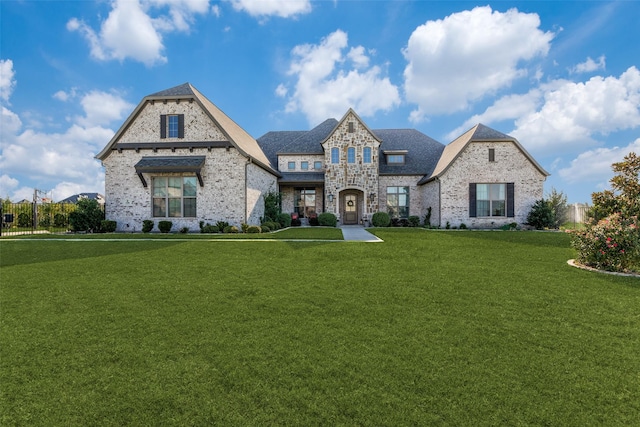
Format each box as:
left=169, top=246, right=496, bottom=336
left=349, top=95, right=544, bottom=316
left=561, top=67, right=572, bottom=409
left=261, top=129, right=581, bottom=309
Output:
left=340, top=190, right=363, bottom=225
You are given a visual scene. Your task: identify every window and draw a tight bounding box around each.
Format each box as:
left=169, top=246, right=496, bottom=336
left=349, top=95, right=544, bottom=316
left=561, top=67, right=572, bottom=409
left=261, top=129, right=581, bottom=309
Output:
left=489, top=148, right=495, bottom=162
left=294, top=188, right=316, bottom=218
left=475, top=183, right=507, bottom=217
left=387, top=186, right=409, bottom=218
left=160, top=114, right=184, bottom=139
left=387, top=154, right=405, bottom=165
left=347, top=147, right=355, bottom=164
left=331, top=147, right=339, bottom=164
left=363, top=147, right=372, bottom=163
left=301, top=161, right=309, bottom=170
left=288, top=161, right=295, bottom=170
left=152, top=176, right=197, bottom=217
left=314, top=161, right=323, bottom=170
left=348, top=122, right=354, bottom=133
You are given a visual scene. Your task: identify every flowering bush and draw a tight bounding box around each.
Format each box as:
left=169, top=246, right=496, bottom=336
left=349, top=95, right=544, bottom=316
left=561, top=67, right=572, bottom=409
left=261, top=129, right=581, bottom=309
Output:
left=570, top=213, right=639, bottom=272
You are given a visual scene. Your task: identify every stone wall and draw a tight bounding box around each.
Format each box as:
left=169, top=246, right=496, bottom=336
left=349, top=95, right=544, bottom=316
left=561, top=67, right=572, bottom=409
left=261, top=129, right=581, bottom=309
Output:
left=438, top=141, right=545, bottom=228
left=419, top=181, right=440, bottom=227
left=246, top=162, right=278, bottom=224
left=378, top=175, right=424, bottom=218
left=322, top=112, right=380, bottom=220
left=278, top=154, right=325, bottom=172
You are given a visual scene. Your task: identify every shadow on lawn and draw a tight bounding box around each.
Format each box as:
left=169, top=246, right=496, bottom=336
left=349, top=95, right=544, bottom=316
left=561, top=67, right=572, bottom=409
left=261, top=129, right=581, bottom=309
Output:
left=0, top=240, right=185, bottom=268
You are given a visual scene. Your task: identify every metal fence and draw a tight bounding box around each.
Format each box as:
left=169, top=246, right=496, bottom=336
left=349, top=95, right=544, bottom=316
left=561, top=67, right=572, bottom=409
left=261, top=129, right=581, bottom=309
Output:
left=0, top=202, right=81, bottom=236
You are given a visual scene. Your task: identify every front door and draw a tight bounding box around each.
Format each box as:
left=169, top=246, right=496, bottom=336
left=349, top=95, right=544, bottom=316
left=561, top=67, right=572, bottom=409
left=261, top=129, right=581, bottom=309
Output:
left=343, top=194, right=358, bottom=224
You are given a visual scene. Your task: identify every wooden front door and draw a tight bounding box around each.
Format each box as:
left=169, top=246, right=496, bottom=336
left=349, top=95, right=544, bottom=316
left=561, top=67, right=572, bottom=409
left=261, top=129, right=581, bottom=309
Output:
left=343, top=194, right=358, bottom=224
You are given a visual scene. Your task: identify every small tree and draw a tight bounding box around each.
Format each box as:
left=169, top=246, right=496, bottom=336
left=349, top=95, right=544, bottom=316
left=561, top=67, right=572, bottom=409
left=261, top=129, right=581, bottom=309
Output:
left=547, top=188, right=568, bottom=228
left=68, top=199, right=104, bottom=232
left=263, top=191, right=281, bottom=222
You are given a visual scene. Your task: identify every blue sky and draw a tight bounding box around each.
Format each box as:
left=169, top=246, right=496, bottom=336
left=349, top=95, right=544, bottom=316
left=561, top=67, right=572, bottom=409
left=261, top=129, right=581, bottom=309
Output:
left=1, top=0, right=639, bottom=204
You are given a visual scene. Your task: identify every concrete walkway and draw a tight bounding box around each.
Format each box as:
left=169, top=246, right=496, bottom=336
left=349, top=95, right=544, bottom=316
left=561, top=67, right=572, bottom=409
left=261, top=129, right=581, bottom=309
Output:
left=339, top=225, right=382, bottom=242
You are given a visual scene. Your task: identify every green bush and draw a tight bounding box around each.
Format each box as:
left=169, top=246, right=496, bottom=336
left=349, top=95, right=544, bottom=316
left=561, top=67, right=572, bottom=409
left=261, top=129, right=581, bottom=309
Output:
left=179, top=227, right=189, bottom=234
left=69, top=199, right=104, bottom=232
left=223, top=225, right=239, bottom=234
left=318, top=212, right=337, bottom=227
left=17, top=212, right=32, bottom=228
left=371, top=212, right=390, bottom=227
left=527, top=199, right=555, bottom=229
left=216, top=221, right=230, bottom=231
left=201, top=224, right=219, bottom=233
left=261, top=225, right=271, bottom=233
left=158, top=221, right=172, bottom=233
left=246, top=225, right=261, bottom=233
left=408, top=216, right=420, bottom=227
left=424, top=207, right=432, bottom=227
left=241, top=223, right=249, bottom=233
left=277, top=213, right=292, bottom=228
left=570, top=212, right=639, bottom=272
left=459, top=223, right=468, bottom=230
left=101, top=220, right=117, bottom=233
left=262, top=221, right=280, bottom=231
left=53, top=213, right=67, bottom=228
left=142, top=220, right=154, bottom=233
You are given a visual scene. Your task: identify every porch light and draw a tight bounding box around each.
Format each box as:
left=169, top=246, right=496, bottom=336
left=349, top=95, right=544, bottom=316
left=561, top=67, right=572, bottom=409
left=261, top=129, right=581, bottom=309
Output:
left=328, top=194, right=334, bottom=202
left=369, top=193, right=376, bottom=201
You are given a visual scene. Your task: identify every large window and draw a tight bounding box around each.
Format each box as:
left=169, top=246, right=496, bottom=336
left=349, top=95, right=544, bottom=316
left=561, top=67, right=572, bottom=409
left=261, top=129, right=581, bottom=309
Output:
left=331, top=147, right=339, bottom=164
left=153, top=177, right=197, bottom=217
left=363, top=147, right=372, bottom=163
left=294, top=188, right=316, bottom=218
left=387, top=186, right=409, bottom=218
left=476, top=183, right=505, bottom=217
left=347, top=147, right=355, bottom=164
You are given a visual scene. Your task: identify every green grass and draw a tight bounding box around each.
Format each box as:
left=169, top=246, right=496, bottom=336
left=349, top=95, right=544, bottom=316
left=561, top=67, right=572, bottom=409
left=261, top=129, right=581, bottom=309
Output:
left=1, top=230, right=638, bottom=426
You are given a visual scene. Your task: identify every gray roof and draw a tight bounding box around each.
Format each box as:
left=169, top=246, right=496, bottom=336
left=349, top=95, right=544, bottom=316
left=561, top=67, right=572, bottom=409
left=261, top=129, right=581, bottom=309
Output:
left=59, top=193, right=104, bottom=204
left=149, top=82, right=195, bottom=97
left=134, top=156, right=205, bottom=172
left=257, top=120, right=445, bottom=177
left=278, top=172, right=325, bottom=185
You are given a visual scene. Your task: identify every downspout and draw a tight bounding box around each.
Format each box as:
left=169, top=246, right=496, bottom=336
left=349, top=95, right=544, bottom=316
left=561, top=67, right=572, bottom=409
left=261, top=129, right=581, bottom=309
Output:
left=437, top=178, right=442, bottom=228
left=245, top=157, right=250, bottom=225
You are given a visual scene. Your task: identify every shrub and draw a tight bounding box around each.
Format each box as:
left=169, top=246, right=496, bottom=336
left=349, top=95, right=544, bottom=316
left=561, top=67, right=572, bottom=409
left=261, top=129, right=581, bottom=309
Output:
left=500, top=222, right=518, bottom=231
left=201, top=224, right=219, bottom=233
left=17, top=212, right=32, bottom=228
left=445, top=221, right=451, bottom=230
left=309, top=216, right=319, bottom=226
left=262, top=221, right=280, bottom=231
left=527, top=199, right=555, bottom=229
left=246, top=225, right=261, bottom=233
left=291, top=219, right=301, bottom=227
left=216, top=221, right=230, bottom=231
left=179, top=227, right=189, bottom=234
left=69, top=199, right=104, bottom=232
left=101, top=220, right=117, bottom=233
left=53, top=213, right=67, bottom=228
left=408, top=216, right=420, bottom=227
left=371, top=212, right=390, bottom=227
left=241, top=223, right=249, bottom=233
left=318, top=212, right=337, bottom=227
left=277, top=213, right=292, bottom=228
left=570, top=213, right=639, bottom=272
left=459, top=223, right=468, bottom=230
left=223, top=225, right=239, bottom=234
left=158, top=221, right=172, bottom=233
left=261, top=225, right=271, bottom=232
left=392, top=218, right=409, bottom=227
left=424, top=207, right=432, bottom=227
left=263, top=191, right=282, bottom=223
left=142, top=220, right=154, bottom=233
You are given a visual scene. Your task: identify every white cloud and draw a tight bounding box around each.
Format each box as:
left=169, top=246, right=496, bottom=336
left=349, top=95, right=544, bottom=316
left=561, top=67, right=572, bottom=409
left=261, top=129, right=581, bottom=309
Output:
left=68, top=0, right=211, bottom=66
left=275, top=83, right=288, bottom=98
left=76, top=90, right=134, bottom=127
left=511, top=66, right=640, bottom=152
left=282, top=30, right=400, bottom=125
left=571, top=55, right=606, bottom=74
left=228, top=0, right=312, bottom=18
left=558, top=138, right=640, bottom=184
left=403, top=6, right=554, bottom=121
left=0, top=59, right=16, bottom=103
left=0, top=174, right=19, bottom=198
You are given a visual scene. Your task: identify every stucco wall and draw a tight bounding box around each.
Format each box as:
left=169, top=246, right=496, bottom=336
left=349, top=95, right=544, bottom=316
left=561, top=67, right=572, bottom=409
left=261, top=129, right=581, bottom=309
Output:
left=439, top=141, right=545, bottom=228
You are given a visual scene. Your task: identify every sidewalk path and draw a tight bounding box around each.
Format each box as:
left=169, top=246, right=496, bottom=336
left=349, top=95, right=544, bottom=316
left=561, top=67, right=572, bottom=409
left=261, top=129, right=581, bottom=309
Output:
left=339, top=225, right=383, bottom=242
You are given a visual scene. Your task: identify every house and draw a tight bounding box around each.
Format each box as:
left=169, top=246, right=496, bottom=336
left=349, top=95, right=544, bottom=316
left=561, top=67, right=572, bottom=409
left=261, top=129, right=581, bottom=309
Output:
left=97, top=83, right=548, bottom=230
left=59, top=193, right=105, bottom=205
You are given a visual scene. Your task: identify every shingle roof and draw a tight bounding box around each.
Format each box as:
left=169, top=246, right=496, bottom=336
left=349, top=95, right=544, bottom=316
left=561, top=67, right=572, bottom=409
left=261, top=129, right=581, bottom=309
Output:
left=149, top=82, right=195, bottom=97
left=134, top=156, right=206, bottom=172
left=278, top=172, right=325, bottom=185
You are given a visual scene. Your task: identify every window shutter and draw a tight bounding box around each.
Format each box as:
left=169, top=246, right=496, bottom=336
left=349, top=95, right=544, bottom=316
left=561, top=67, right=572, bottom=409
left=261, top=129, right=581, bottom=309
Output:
left=469, top=183, right=477, bottom=218
left=178, top=114, right=185, bottom=139
left=160, top=115, right=167, bottom=139
left=507, top=183, right=515, bottom=217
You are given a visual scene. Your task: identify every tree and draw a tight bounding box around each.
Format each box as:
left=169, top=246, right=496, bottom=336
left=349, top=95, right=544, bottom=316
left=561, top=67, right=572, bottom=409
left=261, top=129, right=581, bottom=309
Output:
left=526, top=199, right=555, bottom=229
left=68, top=199, right=104, bottom=232
left=570, top=152, right=640, bottom=272
left=263, top=191, right=281, bottom=222
left=547, top=188, right=568, bottom=228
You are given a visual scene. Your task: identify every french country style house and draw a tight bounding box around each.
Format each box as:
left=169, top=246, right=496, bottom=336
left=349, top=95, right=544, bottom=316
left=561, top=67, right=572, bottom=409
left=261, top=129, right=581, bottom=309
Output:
left=97, top=83, right=549, bottom=231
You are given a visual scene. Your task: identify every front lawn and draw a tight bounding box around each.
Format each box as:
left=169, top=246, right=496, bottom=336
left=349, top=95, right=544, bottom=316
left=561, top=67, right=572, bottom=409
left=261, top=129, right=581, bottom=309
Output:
left=1, top=230, right=638, bottom=425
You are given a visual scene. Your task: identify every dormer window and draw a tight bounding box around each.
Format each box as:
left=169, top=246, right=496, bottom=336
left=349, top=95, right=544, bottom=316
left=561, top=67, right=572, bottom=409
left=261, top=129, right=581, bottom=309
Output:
left=348, top=122, right=354, bottom=133
left=384, top=150, right=407, bottom=165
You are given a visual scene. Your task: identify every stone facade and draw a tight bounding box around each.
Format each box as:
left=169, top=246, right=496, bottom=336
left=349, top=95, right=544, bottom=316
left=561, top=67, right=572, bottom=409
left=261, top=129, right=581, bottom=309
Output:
left=278, top=154, right=325, bottom=172
left=321, top=111, right=380, bottom=222
left=438, top=141, right=545, bottom=228
left=378, top=175, right=425, bottom=220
